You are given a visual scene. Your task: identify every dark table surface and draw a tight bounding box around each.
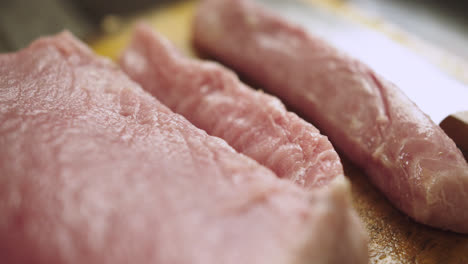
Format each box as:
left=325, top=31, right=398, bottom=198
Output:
left=0, top=0, right=175, bottom=52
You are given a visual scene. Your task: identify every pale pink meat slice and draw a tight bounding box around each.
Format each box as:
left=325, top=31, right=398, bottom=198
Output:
left=0, top=32, right=368, bottom=263
left=193, top=0, right=468, bottom=233
left=119, top=24, right=343, bottom=189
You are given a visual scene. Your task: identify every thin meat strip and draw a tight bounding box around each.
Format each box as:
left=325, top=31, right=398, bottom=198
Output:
left=193, top=0, right=468, bottom=233
left=120, top=24, right=343, bottom=189
left=0, top=32, right=368, bottom=263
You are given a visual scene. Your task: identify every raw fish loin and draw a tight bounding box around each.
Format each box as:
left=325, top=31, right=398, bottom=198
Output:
left=193, top=0, right=468, bottom=233
left=120, top=24, right=343, bottom=189
left=0, top=32, right=367, bottom=263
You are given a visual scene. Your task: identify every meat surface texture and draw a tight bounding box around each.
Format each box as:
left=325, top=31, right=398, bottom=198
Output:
left=193, top=0, right=468, bottom=233
left=0, top=33, right=368, bottom=263
left=120, top=24, right=343, bottom=189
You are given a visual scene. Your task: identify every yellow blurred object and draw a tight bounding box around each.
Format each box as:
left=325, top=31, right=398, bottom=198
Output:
left=92, top=0, right=197, bottom=60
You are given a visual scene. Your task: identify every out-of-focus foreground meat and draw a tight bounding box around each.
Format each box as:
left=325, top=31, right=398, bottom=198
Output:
left=193, top=0, right=468, bottom=233
left=120, top=24, right=344, bottom=189
left=0, top=33, right=367, bottom=263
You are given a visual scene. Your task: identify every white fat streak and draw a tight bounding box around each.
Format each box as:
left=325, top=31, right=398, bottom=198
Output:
left=291, top=166, right=307, bottom=187
left=124, top=50, right=148, bottom=76
left=373, top=142, right=393, bottom=168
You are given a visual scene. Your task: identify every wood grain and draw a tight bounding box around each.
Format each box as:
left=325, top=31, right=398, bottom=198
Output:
left=90, top=1, right=468, bottom=263
left=345, top=157, right=468, bottom=264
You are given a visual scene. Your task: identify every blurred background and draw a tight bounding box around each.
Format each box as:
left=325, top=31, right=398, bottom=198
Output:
left=1, top=0, right=468, bottom=61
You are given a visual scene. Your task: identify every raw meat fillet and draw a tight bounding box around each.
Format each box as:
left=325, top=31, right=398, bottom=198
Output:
left=120, top=24, right=343, bottom=189
left=0, top=32, right=368, bottom=263
left=193, top=0, right=468, bottom=233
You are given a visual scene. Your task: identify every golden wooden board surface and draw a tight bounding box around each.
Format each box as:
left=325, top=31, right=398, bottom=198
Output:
left=90, top=1, right=468, bottom=263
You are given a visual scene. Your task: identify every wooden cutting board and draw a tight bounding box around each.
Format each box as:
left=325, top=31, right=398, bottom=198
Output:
left=90, top=1, right=468, bottom=263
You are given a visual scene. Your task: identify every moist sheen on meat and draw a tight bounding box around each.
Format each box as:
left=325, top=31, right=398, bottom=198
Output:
left=119, top=24, right=343, bottom=189
left=0, top=32, right=368, bottom=263
left=193, top=0, right=468, bottom=233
